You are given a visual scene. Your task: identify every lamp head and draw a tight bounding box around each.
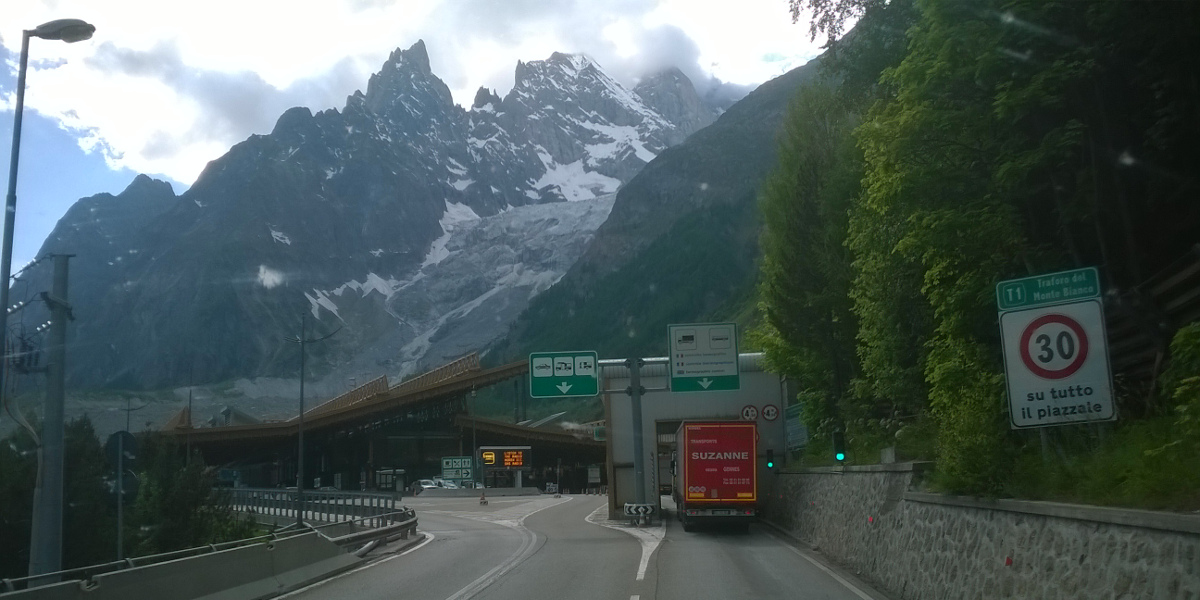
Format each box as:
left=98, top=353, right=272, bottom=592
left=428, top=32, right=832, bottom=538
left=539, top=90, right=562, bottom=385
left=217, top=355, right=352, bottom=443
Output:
left=30, top=19, right=95, bottom=43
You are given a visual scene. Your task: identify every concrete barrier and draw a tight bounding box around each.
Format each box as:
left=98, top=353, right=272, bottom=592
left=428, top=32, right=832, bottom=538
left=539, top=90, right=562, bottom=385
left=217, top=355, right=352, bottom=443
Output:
left=0, top=582, right=82, bottom=600
left=416, top=487, right=543, bottom=498
left=0, top=532, right=365, bottom=600
left=88, top=543, right=278, bottom=600
left=269, top=533, right=360, bottom=593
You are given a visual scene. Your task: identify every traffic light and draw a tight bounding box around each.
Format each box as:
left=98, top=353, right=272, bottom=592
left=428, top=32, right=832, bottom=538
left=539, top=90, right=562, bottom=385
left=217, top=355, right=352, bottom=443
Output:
left=832, top=430, right=846, bottom=463
left=766, top=449, right=775, bottom=469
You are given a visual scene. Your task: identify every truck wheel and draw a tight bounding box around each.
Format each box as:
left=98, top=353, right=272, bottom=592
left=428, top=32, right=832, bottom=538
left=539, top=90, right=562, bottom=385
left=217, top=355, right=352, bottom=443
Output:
left=681, top=515, right=694, bottom=532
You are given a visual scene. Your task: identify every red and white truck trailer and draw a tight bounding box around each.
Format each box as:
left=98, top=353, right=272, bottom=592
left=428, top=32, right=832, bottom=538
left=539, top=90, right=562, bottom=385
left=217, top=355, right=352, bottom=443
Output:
left=671, top=421, right=758, bottom=531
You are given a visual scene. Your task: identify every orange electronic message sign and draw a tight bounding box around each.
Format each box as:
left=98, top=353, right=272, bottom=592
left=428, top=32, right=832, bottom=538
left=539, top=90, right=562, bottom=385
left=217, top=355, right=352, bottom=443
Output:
left=478, top=446, right=531, bottom=470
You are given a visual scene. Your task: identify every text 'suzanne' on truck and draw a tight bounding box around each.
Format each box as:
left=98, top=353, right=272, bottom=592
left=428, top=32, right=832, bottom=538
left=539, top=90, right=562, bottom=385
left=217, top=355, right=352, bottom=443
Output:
left=672, top=421, right=758, bottom=531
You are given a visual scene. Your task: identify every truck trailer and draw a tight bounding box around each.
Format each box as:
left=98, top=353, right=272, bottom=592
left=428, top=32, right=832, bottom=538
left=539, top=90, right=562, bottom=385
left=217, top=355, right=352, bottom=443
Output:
left=671, top=421, right=758, bottom=531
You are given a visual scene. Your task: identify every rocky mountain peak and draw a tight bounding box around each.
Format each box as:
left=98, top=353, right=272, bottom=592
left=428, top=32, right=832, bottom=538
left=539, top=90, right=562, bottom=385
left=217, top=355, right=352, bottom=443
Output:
left=633, top=67, right=715, bottom=140
left=472, top=87, right=502, bottom=110
left=387, top=39, right=432, bottom=75
left=121, top=173, right=176, bottom=199
left=362, top=39, right=453, bottom=117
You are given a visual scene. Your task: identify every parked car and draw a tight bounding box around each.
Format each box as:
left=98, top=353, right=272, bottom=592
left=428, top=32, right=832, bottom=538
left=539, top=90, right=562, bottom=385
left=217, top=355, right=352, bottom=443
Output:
left=412, top=479, right=438, bottom=494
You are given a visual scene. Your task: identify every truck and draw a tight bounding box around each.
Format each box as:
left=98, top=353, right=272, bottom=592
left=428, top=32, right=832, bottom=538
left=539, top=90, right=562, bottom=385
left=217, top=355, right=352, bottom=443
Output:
left=671, top=421, right=758, bottom=531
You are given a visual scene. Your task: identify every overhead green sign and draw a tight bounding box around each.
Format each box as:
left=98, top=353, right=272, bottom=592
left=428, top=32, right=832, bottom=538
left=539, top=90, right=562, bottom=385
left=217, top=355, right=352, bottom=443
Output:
left=996, top=267, right=1100, bottom=311
left=669, top=322, right=740, bottom=392
left=529, top=351, right=599, bottom=398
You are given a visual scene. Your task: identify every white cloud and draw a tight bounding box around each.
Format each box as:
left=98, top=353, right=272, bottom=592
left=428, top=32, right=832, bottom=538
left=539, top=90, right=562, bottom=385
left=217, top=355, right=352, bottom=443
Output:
left=257, top=265, right=285, bottom=289
left=1, top=0, right=822, bottom=186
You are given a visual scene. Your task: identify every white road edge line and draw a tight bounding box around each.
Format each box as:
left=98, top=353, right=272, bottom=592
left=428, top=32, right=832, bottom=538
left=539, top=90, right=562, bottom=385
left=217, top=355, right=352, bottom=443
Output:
left=275, top=532, right=436, bottom=599
left=585, top=504, right=664, bottom=581
left=764, top=528, right=877, bottom=600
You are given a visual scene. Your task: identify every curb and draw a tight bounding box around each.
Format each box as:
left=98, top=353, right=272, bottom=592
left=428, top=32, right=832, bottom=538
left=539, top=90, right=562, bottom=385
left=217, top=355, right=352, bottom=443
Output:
left=761, top=520, right=896, bottom=600
left=381, top=532, right=428, bottom=556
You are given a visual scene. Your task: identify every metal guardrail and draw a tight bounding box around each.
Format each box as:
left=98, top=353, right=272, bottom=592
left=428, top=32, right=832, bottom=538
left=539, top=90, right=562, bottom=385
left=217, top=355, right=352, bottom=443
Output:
left=0, top=502, right=418, bottom=594
left=229, top=488, right=402, bottom=529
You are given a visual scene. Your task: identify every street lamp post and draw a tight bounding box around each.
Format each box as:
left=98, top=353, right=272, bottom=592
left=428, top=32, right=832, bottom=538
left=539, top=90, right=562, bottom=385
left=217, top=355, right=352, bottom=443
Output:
left=9, top=19, right=95, bottom=583
left=284, top=313, right=338, bottom=528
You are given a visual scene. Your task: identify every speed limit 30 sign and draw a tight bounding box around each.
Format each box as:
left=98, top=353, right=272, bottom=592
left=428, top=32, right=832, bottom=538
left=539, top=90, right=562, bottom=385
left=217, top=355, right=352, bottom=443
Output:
left=999, top=299, right=1114, bottom=429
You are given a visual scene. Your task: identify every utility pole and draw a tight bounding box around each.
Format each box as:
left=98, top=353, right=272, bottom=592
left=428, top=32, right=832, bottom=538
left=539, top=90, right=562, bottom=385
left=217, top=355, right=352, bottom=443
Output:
left=186, top=362, right=194, bottom=466
left=627, top=357, right=647, bottom=517
left=116, top=397, right=145, bottom=560
left=27, top=254, right=71, bottom=581
left=284, top=313, right=338, bottom=528
left=471, top=387, right=478, bottom=488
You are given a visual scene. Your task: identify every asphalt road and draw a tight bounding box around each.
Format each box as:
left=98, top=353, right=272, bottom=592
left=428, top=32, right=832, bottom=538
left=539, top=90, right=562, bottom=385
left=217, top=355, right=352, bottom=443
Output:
left=283, top=494, right=885, bottom=600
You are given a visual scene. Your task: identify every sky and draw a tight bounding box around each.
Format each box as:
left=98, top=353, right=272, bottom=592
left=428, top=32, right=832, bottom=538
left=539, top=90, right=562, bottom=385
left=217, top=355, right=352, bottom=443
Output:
left=1, top=0, right=825, bottom=270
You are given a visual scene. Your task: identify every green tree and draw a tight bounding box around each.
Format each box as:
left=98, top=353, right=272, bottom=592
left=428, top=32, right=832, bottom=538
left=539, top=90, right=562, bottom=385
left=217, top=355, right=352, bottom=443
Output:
left=0, top=416, right=117, bottom=578
left=757, top=82, right=861, bottom=437
left=62, top=418, right=116, bottom=569
left=130, top=433, right=254, bottom=555
left=850, top=0, right=1199, bottom=491
left=0, top=426, right=37, bottom=579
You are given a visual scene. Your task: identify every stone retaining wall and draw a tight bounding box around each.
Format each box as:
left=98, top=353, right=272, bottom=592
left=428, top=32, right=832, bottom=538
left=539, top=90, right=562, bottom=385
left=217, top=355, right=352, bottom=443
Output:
left=764, top=464, right=1200, bottom=600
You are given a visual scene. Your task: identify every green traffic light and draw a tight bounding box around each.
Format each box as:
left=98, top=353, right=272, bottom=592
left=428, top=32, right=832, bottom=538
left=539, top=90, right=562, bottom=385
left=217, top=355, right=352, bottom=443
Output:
left=766, top=461, right=774, bottom=468
left=835, top=452, right=845, bottom=461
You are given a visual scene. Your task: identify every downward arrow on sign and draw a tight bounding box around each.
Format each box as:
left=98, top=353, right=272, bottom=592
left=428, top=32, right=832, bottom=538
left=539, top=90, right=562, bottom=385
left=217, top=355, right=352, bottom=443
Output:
left=698, top=378, right=713, bottom=389
left=557, top=382, right=573, bottom=393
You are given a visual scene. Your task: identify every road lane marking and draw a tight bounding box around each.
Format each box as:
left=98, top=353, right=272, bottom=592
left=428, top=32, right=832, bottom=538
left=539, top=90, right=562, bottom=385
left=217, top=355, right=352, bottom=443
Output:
left=585, top=504, right=664, bottom=581
left=279, top=496, right=572, bottom=600
left=275, top=532, right=436, bottom=599
left=443, top=496, right=572, bottom=600
left=762, top=528, right=877, bottom=600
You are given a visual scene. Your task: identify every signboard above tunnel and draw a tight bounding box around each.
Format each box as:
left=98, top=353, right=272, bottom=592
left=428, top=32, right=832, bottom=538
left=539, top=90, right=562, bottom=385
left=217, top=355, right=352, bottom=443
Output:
left=669, top=323, right=740, bottom=392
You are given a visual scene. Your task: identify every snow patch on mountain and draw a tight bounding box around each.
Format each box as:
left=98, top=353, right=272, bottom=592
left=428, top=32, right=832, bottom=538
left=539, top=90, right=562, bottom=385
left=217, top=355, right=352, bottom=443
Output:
left=384, top=195, right=616, bottom=378
left=422, top=201, right=481, bottom=268
left=535, top=161, right=621, bottom=201
left=305, top=290, right=342, bottom=320
left=584, top=123, right=657, bottom=163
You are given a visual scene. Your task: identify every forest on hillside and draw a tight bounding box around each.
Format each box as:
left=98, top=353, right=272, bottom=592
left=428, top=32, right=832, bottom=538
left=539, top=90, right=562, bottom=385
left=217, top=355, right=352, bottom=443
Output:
left=759, top=0, right=1199, bottom=507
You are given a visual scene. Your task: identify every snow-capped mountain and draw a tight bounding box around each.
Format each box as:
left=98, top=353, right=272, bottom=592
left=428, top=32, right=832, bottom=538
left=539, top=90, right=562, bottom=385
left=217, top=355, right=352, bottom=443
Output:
left=18, top=40, right=716, bottom=390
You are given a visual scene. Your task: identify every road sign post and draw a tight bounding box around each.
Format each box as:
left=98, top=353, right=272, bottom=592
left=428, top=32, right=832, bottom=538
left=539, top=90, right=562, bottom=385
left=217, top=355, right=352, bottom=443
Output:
left=997, top=268, right=1115, bottom=429
left=668, top=323, right=740, bottom=392
left=529, top=351, right=599, bottom=398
